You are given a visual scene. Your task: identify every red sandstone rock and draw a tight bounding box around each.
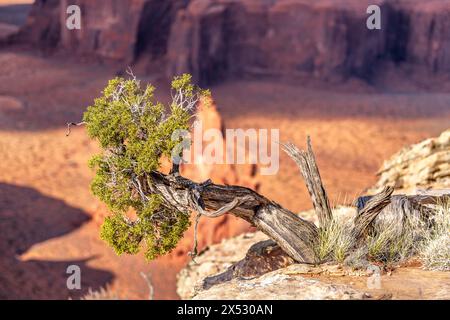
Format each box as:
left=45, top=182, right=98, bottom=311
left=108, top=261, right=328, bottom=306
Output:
left=12, top=0, right=450, bottom=83
left=167, top=0, right=450, bottom=83
left=13, top=0, right=188, bottom=62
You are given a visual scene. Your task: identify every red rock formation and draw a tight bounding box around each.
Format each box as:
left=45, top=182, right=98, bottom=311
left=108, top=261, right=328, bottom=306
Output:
left=178, top=96, right=259, bottom=250
left=12, top=0, right=450, bottom=83
left=398, top=1, right=450, bottom=74
left=13, top=0, right=188, bottom=62
left=168, top=0, right=450, bottom=83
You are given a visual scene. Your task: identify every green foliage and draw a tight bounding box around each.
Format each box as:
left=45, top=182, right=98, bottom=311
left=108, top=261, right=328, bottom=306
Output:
left=100, top=213, right=143, bottom=255
left=85, top=74, right=207, bottom=260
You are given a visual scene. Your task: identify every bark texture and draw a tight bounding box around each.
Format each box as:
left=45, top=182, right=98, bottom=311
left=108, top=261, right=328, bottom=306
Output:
left=149, top=170, right=319, bottom=263
left=282, top=138, right=333, bottom=227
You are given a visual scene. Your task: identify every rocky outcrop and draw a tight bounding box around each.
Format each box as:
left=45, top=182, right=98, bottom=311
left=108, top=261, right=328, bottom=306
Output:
left=177, top=231, right=372, bottom=300
left=369, top=129, right=450, bottom=194
left=11, top=0, right=61, bottom=48
left=11, top=0, right=450, bottom=84
left=399, top=1, right=450, bottom=74
left=177, top=232, right=269, bottom=300
left=167, top=0, right=388, bottom=83
left=177, top=222, right=450, bottom=300
left=192, top=264, right=369, bottom=300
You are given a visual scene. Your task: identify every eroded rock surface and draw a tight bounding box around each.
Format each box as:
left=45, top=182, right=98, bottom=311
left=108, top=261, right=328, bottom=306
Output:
left=369, top=129, right=450, bottom=194
left=11, top=0, right=450, bottom=84
left=177, top=226, right=450, bottom=300
left=11, top=0, right=189, bottom=62
left=177, top=231, right=372, bottom=300
left=192, top=264, right=369, bottom=300
left=177, top=232, right=269, bottom=300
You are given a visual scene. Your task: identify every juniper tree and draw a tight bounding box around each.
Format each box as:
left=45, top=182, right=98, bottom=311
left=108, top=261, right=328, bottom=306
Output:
left=82, top=74, right=209, bottom=260
left=74, top=73, right=443, bottom=265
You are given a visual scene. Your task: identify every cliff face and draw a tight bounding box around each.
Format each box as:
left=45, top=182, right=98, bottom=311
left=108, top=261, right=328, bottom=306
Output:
left=167, top=0, right=388, bottom=82
left=399, top=1, right=450, bottom=74
left=168, top=0, right=450, bottom=83
left=13, top=0, right=450, bottom=82
left=14, top=0, right=189, bottom=62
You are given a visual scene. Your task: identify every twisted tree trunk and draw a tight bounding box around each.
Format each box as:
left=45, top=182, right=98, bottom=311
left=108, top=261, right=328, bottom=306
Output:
left=147, top=137, right=406, bottom=264
left=149, top=171, right=319, bottom=263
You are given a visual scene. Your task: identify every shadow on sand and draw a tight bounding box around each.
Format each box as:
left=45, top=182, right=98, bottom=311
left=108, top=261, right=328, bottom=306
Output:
left=0, top=182, right=113, bottom=299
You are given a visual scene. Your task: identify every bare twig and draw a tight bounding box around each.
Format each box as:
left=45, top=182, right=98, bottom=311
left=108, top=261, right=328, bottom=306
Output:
left=66, top=121, right=86, bottom=136
left=126, top=66, right=137, bottom=81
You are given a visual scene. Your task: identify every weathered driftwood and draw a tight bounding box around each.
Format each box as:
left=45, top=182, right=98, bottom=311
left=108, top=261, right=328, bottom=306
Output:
left=356, top=192, right=449, bottom=211
left=282, top=138, right=333, bottom=227
left=147, top=136, right=347, bottom=263
left=353, top=187, right=394, bottom=240
left=356, top=190, right=449, bottom=229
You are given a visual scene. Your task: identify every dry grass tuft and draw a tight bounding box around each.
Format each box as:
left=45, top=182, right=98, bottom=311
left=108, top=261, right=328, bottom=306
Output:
left=315, top=208, right=355, bottom=263
left=314, top=197, right=449, bottom=270
left=80, top=286, right=120, bottom=300
left=418, top=198, right=450, bottom=271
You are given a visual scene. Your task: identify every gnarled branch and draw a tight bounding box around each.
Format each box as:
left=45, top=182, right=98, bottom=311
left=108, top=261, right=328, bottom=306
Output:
left=282, top=137, right=333, bottom=227
left=353, top=186, right=394, bottom=240
left=148, top=170, right=319, bottom=263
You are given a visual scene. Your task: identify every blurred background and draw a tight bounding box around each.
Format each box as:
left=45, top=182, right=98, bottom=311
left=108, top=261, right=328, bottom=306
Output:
left=0, top=0, right=449, bottom=299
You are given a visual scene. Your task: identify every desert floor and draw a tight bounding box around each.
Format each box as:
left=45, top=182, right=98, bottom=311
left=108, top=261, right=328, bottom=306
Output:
left=0, top=2, right=449, bottom=300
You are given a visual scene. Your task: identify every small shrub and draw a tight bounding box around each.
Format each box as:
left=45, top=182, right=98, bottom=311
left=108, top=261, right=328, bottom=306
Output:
left=315, top=201, right=449, bottom=269
left=366, top=209, right=424, bottom=266
left=366, top=229, right=415, bottom=266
